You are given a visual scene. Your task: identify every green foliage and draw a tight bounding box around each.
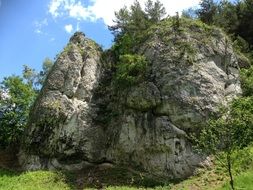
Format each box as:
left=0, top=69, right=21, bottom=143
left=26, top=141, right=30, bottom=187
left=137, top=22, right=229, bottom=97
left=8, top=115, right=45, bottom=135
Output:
left=110, top=0, right=166, bottom=57
left=195, top=97, right=253, bottom=190
left=63, top=43, right=74, bottom=54
left=240, top=66, right=253, bottom=96
left=214, top=0, right=239, bottom=34
left=0, top=169, right=70, bottom=190
left=145, top=0, right=166, bottom=23
left=111, top=34, right=136, bottom=57
left=219, top=169, right=253, bottom=190
left=197, top=0, right=217, bottom=25
left=229, top=98, right=253, bottom=147
left=37, top=57, right=54, bottom=86
left=0, top=76, right=36, bottom=148
left=197, top=97, right=253, bottom=153
left=22, top=58, right=53, bottom=89
left=0, top=168, right=168, bottom=190
left=230, top=147, right=253, bottom=174
left=0, top=57, right=53, bottom=148
left=114, top=54, right=147, bottom=89
left=22, top=65, right=37, bottom=86
left=195, top=0, right=253, bottom=55
left=214, top=147, right=253, bottom=176
left=110, top=0, right=166, bottom=36
left=236, top=0, right=253, bottom=48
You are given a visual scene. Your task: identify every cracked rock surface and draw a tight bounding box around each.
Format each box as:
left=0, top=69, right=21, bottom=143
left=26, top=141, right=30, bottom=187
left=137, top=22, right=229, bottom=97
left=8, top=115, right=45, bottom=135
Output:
left=20, top=21, right=242, bottom=179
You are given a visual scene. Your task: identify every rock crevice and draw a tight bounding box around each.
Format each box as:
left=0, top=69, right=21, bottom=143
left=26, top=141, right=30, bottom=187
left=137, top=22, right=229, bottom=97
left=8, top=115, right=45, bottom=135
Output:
left=20, top=22, right=242, bottom=179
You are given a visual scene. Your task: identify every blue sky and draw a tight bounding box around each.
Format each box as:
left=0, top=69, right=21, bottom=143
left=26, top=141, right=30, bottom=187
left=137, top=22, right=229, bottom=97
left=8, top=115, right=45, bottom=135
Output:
left=0, top=0, right=202, bottom=80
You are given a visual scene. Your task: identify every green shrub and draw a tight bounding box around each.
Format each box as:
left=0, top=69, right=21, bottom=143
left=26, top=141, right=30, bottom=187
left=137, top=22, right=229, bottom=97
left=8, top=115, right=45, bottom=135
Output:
left=233, top=36, right=250, bottom=53
left=114, top=54, right=147, bottom=89
left=112, top=34, right=136, bottom=57
left=240, top=66, right=253, bottom=96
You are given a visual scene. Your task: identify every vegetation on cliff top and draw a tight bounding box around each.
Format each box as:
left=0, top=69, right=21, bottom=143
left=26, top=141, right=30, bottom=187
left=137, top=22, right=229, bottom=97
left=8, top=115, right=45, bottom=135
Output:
left=1, top=0, right=253, bottom=189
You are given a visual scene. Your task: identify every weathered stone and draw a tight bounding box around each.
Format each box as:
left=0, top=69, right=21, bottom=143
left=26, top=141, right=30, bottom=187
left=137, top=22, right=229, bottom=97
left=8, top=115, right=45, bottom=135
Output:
left=126, top=82, right=161, bottom=111
left=20, top=20, right=242, bottom=179
left=20, top=32, right=107, bottom=170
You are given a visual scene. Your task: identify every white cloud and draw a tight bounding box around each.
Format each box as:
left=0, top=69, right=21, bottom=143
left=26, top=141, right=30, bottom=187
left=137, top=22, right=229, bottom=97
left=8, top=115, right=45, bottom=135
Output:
left=35, top=29, right=42, bottom=34
left=34, top=18, right=48, bottom=34
left=65, top=24, right=73, bottom=33
left=49, top=0, right=64, bottom=17
left=67, top=2, right=94, bottom=21
left=48, top=0, right=201, bottom=25
left=49, top=0, right=95, bottom=21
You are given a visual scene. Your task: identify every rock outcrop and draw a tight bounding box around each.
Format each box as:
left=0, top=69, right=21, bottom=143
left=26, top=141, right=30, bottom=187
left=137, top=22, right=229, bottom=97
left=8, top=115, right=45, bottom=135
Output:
left=20, top=32, right=107, bottom=170
left=19, top=20, right=242, bottom=179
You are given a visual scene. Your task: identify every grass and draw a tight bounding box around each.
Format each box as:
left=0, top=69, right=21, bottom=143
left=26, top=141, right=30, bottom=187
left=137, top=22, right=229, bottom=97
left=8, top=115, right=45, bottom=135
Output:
left=1, top=167, right=253, bottom=190
left=0, top=166, right=172, bottom=190
left=0, top=169, right=71, bottom=190
left=1, top=147, right=253, bottom=190
left=219, top=169, right=253, bottom=190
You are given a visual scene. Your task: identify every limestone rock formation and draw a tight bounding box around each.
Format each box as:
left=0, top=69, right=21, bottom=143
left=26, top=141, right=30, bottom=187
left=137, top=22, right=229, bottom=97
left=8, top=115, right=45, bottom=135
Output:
left=20, top=20, right=242, bottom=179
left=20, top=32, right=107, bottom=170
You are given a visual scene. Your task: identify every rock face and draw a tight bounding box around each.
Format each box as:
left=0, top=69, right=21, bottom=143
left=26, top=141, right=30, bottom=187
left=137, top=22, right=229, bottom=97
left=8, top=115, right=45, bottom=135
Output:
left=20, top=32, right=107, bottom=170
left=20, top=20, right=242, bottom=179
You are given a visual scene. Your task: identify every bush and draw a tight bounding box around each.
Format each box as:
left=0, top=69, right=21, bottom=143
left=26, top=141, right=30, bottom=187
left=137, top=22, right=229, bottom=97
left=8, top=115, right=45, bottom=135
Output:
left=240, top=66, right=253, bottom=96
left=114, top=54, right=147, bottom=89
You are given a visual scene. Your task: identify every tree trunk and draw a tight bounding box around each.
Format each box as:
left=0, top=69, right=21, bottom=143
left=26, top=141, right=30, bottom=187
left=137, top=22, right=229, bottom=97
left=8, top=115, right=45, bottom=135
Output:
left=227, top=152, right=235, bottom=190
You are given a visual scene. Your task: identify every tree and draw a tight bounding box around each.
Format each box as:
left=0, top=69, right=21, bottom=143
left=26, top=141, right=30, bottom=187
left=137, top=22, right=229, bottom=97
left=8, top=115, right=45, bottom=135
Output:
left=236, top=0, right=253, bottom=48
left=172, top=12, right=180, bottom=33
left=240, top=66, right=253, bottom=96
left=22, top=58, right=53, bottom=89
left=195, top=97, right=253, bottom=190
left=0, top=57, right=53, bottom=148
left=37, top=57, right=54, bottom=86
left=145, top=0, right=166, bottom=23
left=214, top=0, right=239, bottom=34
left=109, top=1, right=148, bottom=41
left=109, top=0, right=166, bottom=36
left=194, top=0, right=253, bottom=53
left=22, top=65, right=37, bottom=86
left=129, top=0, right=149, bottom=32
left=197, top=0, right=217, bottom=25
left=109, top=0, right=166, bottom=58
left=0, top=76, right=36, bottom=148
left=109, top=6, right=130, bottom=38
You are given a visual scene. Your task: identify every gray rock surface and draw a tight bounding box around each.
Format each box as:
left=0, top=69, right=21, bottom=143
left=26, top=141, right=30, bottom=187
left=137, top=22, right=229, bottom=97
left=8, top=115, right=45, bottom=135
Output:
left=20, top=32, right=107, bottom=170
left=20, top=20, right=242, bottom=179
